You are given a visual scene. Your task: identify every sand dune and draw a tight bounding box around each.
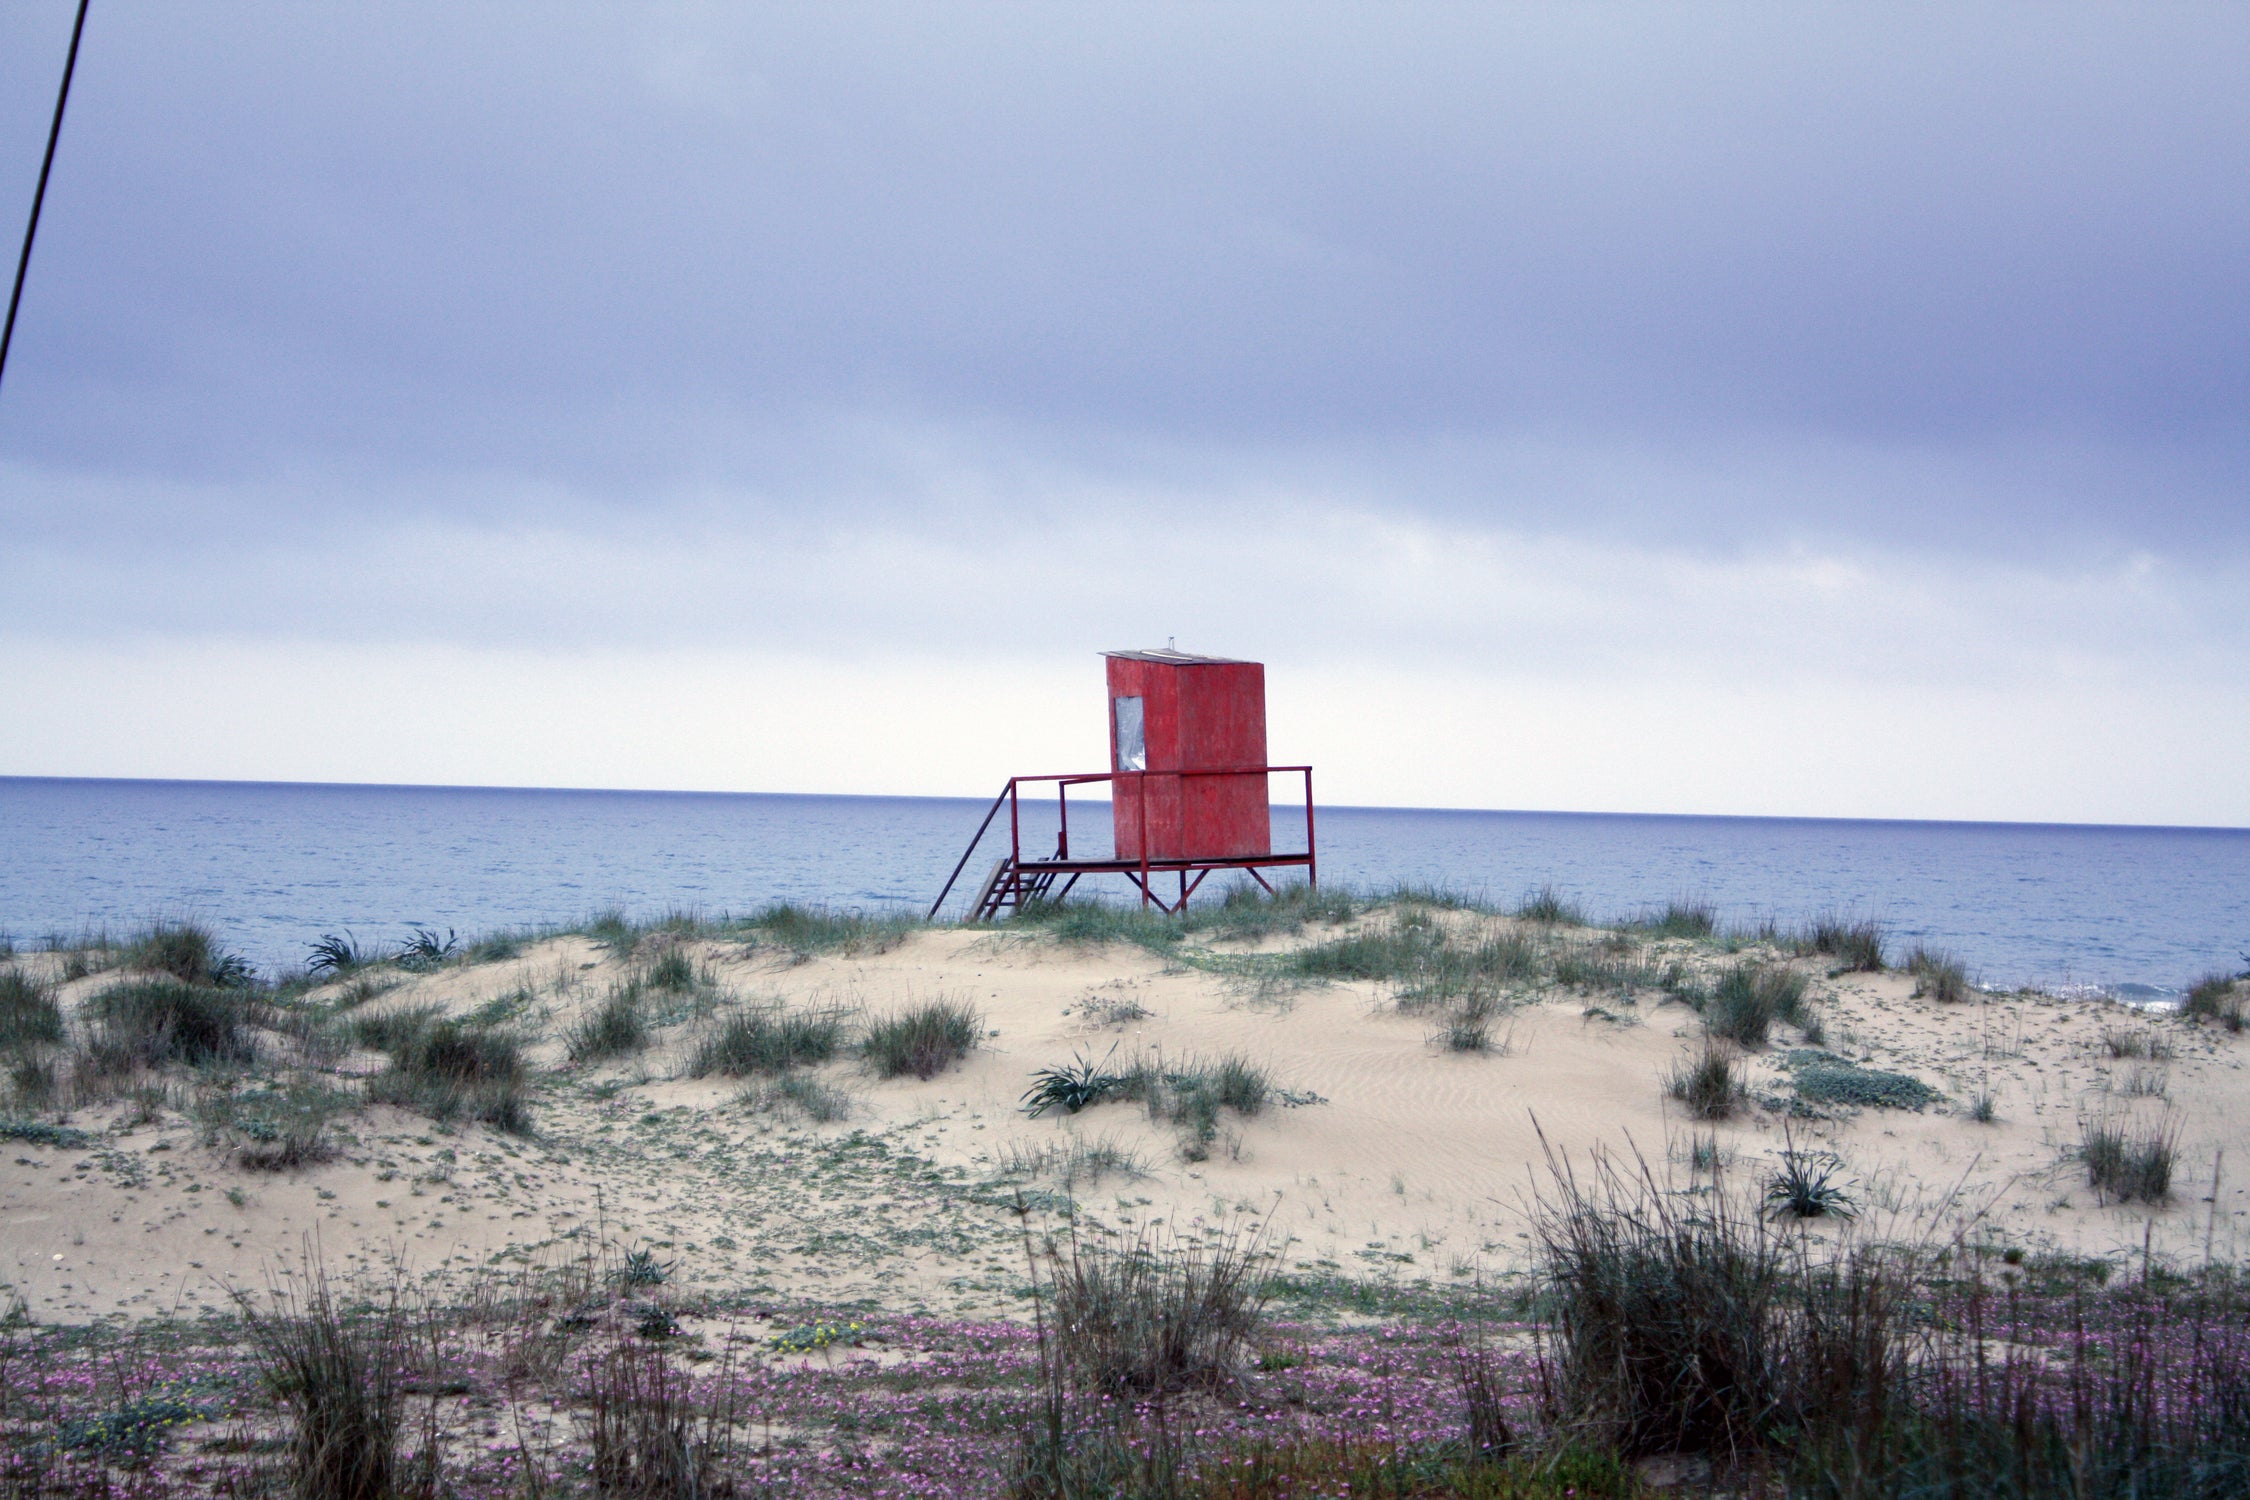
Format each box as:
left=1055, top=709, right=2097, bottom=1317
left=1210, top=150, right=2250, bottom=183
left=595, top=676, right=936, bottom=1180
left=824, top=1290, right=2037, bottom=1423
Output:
left=5, top=909, right=2247, bottom=1324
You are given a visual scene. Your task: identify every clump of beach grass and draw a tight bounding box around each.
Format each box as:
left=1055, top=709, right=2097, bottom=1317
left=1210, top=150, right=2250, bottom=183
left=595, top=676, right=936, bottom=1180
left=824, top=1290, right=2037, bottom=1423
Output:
left=197, top=1078, right=349, bottom=1171
left=565, top=981, right=649, bottom=1064
left=735, top=1071, right=853, bottom=1123
left=689, top=1004, right=844, bottom=1077
left=0, top=969, right=65, bottom=1051
left=1800, top=913, right=1886, bottom=972
left=644, top=945, right=696, bottom=994
left=2182, top=972, right=2247, bottom=1032
left=2082, top=1115, right=2178, bottom=1204
left=1906, top=945, right=1969, bottom=1003
left=1667, top=1043, right=1741, bottom=1121
left=1516, top=884, right=1584, bottom=925
left=863, top=998, right=982, bottom=1079
left=86, top=978, right=262, bottom=1072
left=363, top=1013, right=532, bottom=1133
left=736, top=901, right=918, bottom=960
left=2102, top=1025, right=2176, bottom=1061
left=1039, top=1220, right=1274, bottom=1396
left=1644, top=898, right=1718, bottom=939
left=1001, top=1133, right=1149, bottom=1189
left=234, top=1260, right=418, bottom=1500
left=124, top=920, right=256, bottom=988
left=1434, top=992, right=1512, bottom=1053
left=1703, top=962, right=1812, bottom=1048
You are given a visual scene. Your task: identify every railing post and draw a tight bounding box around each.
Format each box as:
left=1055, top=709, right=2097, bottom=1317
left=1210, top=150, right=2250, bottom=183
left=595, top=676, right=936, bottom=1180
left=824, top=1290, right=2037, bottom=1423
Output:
left=1137, top=771, right=1151, bottom=908
left=1304, top=767, right=1317, bottom=889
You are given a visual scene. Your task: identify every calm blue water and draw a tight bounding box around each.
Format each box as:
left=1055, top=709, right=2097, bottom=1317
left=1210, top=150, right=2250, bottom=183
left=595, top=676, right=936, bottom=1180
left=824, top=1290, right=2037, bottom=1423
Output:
left=2, top=776, right=2244, bottom=995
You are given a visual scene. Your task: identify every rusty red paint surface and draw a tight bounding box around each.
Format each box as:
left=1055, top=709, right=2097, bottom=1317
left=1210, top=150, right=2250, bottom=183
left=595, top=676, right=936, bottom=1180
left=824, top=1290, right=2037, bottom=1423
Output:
left=1106, top=652, right=1271, bottom=861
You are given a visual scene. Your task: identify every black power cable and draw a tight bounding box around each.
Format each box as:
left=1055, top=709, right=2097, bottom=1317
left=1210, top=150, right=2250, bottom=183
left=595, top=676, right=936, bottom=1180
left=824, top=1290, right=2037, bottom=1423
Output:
left=0, top=0, right=93, bottom=398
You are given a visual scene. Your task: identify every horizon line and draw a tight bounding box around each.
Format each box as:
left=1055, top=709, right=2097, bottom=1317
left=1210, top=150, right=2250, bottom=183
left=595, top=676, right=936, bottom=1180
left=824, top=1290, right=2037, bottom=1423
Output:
left=4, top=771, right=2244, bottom=838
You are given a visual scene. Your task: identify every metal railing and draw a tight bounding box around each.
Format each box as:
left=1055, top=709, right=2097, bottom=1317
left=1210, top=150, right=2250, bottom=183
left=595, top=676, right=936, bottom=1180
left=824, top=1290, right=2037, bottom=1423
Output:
left=928, top=765, right=1316, bottom=919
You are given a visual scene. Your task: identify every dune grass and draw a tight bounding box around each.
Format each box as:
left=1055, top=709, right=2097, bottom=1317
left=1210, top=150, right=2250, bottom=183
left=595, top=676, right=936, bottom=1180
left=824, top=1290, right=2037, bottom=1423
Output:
left=2183, top=972, right=2247, bottom=1032
left=125, top=921, right=256, bottom=988
left=0, top=969, right=65, bottom=1050
left=1702, top=962, right=1812, bottom=1048
left=862, top=999, right=982, bottom=1079
left=1516, top=884, right=1585, bottom=925
left=1800, top=913, right=1886, bottom=972
left=2082, top=1115, right=2178, bottom=1204
left=87, top=978, right=261, bottom=1070
left=1906, top=945, right=1970, bottom=1003
left=363, top=1013, right=532, bottom=1133
left=689, top=1005, right=844, bottom=1077
left=565, top=982, right=649, bottom=1064
left=1643, top=898, right=1718, bottom=939
left=1667, top=1043, right=1741, bottom=1120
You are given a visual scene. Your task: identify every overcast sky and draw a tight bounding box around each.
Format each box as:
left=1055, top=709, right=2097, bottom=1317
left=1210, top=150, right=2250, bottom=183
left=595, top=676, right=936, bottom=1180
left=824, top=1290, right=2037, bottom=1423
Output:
left=2, top=3, right=2244, bottom=824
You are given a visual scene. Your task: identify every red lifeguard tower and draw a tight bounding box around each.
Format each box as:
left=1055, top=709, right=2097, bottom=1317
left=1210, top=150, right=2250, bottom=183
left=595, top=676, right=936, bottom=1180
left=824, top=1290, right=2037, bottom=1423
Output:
left=929, top=647, right=1317, bottom=920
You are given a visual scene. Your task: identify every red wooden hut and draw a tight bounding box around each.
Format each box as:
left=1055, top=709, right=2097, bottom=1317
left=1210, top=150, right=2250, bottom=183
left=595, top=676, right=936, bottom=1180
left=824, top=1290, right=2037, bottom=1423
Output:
left=930, top=647, right=1315, bottom=920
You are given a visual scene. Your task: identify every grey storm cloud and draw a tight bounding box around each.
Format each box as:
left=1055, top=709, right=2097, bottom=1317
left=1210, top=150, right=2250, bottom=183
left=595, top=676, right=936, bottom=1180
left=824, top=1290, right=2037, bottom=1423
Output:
left=1, top=1, right=2246, bottom=559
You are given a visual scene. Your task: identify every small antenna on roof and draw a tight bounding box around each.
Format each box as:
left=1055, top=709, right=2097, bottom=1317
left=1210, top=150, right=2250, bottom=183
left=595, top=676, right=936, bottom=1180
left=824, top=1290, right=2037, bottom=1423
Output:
left=1166, top=636, right=1176, bottom=652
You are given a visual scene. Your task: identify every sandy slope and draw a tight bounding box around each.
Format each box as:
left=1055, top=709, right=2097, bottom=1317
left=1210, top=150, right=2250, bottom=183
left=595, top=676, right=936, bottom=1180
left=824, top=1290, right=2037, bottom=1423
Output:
left=5, top=919, right=2248, bottom=1324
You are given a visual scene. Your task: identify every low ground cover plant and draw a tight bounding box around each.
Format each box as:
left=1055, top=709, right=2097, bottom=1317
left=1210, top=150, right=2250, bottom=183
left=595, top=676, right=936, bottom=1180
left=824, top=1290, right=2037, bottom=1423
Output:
left=1784, top=1050, right=1941, bottom=1111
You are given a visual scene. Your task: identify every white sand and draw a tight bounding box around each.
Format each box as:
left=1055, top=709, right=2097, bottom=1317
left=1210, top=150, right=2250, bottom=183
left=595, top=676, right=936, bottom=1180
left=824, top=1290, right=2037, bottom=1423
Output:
left=6, top=919, right=2247, bottom=1323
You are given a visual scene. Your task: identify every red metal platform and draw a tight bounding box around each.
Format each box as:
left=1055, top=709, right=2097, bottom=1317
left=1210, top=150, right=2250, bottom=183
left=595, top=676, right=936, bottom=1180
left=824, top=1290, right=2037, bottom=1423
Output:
left=927, top=766, right=1317, bottom=921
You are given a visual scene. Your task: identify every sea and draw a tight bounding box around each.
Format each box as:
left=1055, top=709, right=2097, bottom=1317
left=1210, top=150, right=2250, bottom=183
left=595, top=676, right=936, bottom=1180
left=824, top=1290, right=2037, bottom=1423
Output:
left=2, top=776, right=2244, bottom=999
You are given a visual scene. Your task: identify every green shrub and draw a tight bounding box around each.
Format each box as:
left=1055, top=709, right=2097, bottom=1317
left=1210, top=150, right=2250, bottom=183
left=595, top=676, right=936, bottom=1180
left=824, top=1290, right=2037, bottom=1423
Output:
left=690, top=1005, right=843, bottom=1077
left=88, top=979, right=259, bottom=1069
left=863, top=999, right=982, bottom=1079
left=0, top=1118, right=93, bottom=1148
left=0, top=969, right=64, bottom=1050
